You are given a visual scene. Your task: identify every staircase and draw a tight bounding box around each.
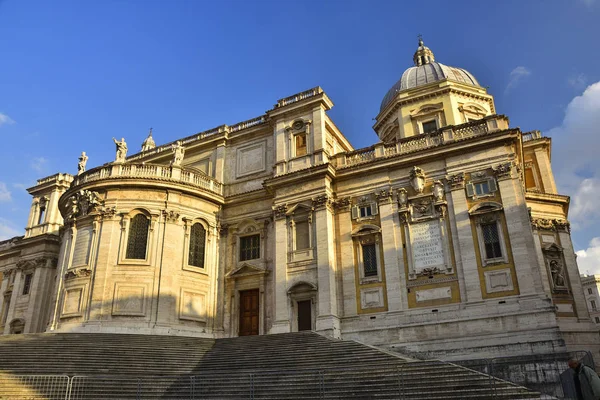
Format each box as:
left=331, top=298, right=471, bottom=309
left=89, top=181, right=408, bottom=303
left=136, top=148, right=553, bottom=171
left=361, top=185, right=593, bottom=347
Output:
left=0, top=331, right=543, bottom=399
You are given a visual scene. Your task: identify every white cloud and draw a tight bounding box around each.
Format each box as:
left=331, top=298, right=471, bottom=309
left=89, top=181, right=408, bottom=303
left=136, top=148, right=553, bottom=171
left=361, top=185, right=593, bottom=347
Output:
left=30, top=156, right=48, bottom=172
left=576, top=237, right=600, bottom=275
left=0, top=112, right=15, bottom=127
left=568, top=73, right=588, bottom=89
left=0, top=218, right=20, bottom=241
left=581, top=0, right=596, bottom=7
left=0, top=182, right=11, bottom=202
left=569, top=178, right=600, bottom=230
left=548, top=82, right=600, bottom=199
left=505, top=66, right=531, bottom=94
left=12, top=183, right=30, bottom=190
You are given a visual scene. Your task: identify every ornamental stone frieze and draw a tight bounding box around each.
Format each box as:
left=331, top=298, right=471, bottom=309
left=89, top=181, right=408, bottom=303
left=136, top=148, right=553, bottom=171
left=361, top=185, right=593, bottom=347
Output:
left=65, top=267, right=92, bottom=281
left=531, top=218, right=571, bottom=233
left=273, top=204, right=287, bottom=220
left=446, top=172, right=465, bottom=190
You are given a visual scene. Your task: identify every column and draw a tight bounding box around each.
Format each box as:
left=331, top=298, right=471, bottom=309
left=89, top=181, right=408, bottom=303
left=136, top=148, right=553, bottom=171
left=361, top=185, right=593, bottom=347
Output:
left=270, top=205, right=290, bottom=333
left=447, top=173, right=482, bottom=302
left=377, top=191, right=404, bottom=311
left=496, top=163, right=544, bottom=295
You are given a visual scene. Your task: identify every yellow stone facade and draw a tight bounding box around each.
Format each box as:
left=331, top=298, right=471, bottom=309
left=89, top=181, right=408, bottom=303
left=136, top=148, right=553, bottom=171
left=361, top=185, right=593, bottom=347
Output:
left=0, top=40, right=598, bottom=361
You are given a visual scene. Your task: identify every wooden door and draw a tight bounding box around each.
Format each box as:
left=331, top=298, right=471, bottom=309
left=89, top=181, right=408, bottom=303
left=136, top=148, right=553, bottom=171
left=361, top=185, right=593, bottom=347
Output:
left=239, top=289, right=259, bottom=336
left=297, top=300, right=312, bottom=331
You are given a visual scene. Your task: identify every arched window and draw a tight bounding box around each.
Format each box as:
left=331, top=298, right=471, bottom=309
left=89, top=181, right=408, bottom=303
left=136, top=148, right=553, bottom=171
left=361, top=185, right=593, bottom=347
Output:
left=188, top=223, right=206, bottom=268
left=126, top=214, right=150, bottom=260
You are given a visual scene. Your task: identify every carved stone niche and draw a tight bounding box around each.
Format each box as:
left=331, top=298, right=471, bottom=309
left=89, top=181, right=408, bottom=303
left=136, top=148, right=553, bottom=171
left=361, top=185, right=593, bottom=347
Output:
left=542, top=243, right=568, bottom=292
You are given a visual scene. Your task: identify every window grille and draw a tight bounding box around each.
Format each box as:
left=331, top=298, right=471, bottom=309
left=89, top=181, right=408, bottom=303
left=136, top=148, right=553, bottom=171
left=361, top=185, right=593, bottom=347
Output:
left=22, top=273, right=33, bottom=295
left=240, top=234, right=260, bottom=261
left=481, top=222, right=502, bottom=259
left=188, top=223, right=206, bottom=268
left=363, top=244, right=378, bottom=277
left=126, top=214, right=150, bottom=260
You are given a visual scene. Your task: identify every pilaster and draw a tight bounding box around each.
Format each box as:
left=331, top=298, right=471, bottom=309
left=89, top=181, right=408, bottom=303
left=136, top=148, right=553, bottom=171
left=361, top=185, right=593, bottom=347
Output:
left=447, top=173, right=482, bottom=302
left=3, top=270, right=22, bottom=334
left=377, top=190, right=404, bottom=311
left=495, top=163, right=543, bottom=295
left=313, top=196, right=340, bottom=338
left=558, top=228, right=590, bottom=320
left=270, top=204, right=290, bottom=333
left=335, top=198, right=357, bottom=317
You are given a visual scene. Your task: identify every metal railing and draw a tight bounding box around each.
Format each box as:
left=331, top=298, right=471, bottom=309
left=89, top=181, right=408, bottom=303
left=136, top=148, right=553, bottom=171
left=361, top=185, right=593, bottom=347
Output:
left=0, top=358, right=564, bottom=399
left=454, top=351, right=595, bottom=400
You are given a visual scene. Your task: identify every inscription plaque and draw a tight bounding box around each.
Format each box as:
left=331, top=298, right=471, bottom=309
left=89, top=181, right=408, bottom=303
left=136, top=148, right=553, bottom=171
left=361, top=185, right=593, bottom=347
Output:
left=411, top=220, right=444, bottom=272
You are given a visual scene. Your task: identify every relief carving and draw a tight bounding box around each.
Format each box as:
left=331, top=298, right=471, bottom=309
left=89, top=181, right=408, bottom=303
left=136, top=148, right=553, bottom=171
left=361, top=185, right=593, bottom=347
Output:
left=409, top=166, right=426, bottom=194
left=332, top=197, right=351, bottom=212
left=65, top=267, right=92, bottom=280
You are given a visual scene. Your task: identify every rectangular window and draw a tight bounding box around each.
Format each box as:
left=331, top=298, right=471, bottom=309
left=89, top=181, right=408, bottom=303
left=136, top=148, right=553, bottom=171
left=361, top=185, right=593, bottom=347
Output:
left=422, top=120, right=437, bottom=133
left=240, top=234, right=260, bottom=261
left=474, top=181, right=490, bottom=196
left=359, top=206, right=372, bottom=218
left=295, top=220, right=310, bottom=250
left=466, top=178, right=497, bottom=198
left=22, top=273, right=33, bottom=295
left=595, top=317, right=600, bottom=323
left=589, top=288, right=594, bottom=295
left=295, top=134, right=307, bottom=156
left=363, top=244, right=378, bottom=277
left=592, top=300, right=597, bottom=311
left=481, top=222, right=502, bottom=259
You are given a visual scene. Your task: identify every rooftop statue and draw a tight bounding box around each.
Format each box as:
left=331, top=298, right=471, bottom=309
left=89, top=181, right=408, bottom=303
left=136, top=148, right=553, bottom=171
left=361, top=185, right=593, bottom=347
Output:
left=171, top=140, right=185, bottom=167
left=112, top=137, right=128, bottom=163
left=77, top=151, right=88, bottom=175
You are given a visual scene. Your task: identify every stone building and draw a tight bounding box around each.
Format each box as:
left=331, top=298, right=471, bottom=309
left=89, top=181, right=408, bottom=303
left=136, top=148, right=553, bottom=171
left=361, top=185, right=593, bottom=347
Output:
left=581, top=274, right=600, bottom=325
left=0, top=39, right=598, bottom=361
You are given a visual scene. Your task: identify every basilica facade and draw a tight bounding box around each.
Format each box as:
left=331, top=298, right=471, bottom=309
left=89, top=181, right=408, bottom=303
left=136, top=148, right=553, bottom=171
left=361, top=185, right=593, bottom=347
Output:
left=0, top=40, right=597, bottom=361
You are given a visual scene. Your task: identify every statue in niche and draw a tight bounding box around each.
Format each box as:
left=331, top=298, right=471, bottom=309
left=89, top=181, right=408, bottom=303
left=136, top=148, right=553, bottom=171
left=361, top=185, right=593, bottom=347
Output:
left=398, top=188, right=408, bottom=208
left=432, top=180, right=444, bottom=201
left=171, top=140, right=185, bottom=166
left=77, top=152, right=88, bottom=175
left=550, top=259, right=566, bottom=288
left=112, top=137, right=128, bottom=163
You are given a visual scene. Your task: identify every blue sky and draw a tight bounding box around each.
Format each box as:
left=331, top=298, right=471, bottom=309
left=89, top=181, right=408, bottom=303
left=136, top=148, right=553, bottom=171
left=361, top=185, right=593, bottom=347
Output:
left=1, top=0, right=600, bottom=272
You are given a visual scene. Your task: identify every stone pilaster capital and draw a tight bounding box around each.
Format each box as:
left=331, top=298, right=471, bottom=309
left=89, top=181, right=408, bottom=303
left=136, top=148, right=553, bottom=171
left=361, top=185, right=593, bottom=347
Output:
left=493, top=161, right=519, bottom=180
left=273, top=204, right=287, bottom=220
left=332, top=197, right=351, bottom=213
left=311, top=194, right=333, bottom=212
left=162, top=209, right=181, bottom=224
left=375, top=189, right=393, bottom=205
left=446, top=173, right=465, bottom=190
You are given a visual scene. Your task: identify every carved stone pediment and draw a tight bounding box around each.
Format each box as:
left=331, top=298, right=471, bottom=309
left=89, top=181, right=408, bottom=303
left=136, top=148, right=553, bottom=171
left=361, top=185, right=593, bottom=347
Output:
left=226, top=263, right=269, bottom=279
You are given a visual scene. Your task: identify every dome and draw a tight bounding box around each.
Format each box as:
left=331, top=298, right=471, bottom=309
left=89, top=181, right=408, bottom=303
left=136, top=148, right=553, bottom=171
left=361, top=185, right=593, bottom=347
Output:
left=380, top=39, right=480, bottom=112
